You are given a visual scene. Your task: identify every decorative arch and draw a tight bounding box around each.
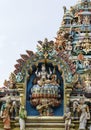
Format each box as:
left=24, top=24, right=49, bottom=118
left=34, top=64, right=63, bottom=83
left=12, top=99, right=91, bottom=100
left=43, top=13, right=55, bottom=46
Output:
left=15, top=38, right=76, bottom=116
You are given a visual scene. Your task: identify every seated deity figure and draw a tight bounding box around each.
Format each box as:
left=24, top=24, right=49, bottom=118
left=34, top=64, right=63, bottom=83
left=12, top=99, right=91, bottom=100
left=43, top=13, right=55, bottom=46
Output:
left=31, top=64, right=62, bottom=116
left=35, top=64, right=52, bottom=87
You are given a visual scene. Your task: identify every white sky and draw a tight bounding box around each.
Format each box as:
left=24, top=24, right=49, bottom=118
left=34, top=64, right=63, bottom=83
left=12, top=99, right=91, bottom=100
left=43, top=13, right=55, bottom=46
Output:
left=0, top=0, right=77, bottom=87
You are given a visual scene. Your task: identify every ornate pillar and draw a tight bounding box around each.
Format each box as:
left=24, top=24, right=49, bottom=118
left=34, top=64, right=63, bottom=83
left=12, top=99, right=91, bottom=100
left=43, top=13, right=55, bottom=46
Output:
left=16, top=83, right=25, bottom=106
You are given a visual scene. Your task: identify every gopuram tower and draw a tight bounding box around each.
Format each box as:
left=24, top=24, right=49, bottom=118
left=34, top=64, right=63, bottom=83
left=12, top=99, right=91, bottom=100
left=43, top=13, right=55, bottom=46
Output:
left=0, top=0, right=91, bottom=130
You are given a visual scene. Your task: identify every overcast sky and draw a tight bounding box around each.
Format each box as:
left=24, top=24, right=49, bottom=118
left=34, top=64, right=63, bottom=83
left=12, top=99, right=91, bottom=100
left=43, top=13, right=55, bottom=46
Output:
left=0, top=0, right=77, bottom=87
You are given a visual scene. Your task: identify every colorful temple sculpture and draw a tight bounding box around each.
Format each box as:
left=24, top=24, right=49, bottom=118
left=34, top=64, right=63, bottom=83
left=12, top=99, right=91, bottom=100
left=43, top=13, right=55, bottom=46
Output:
left=0, top=0, right=91, bottom=130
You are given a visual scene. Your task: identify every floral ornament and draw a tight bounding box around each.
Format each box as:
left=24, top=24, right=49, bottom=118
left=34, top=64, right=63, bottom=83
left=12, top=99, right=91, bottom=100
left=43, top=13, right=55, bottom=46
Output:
left=16, top=72, right=24, bottom=83
left=36, top=38, right=56, bottom=59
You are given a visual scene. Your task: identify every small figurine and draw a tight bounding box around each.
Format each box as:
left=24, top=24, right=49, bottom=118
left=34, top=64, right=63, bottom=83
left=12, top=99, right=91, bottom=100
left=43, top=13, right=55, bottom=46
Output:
left=19, top=105, right=27, bottom=130
left=78, top=97, right=90, bottom=130
left=1, top=102, right=11, bottom=130
left=79, top=108, right=88, bottom=130
left=36, top=100, right=53, bottom=116
left=35, top=64, right=52, bottom=87
left=64, top=107, right=71, bottom=130
left=73, top=101, right=79, bottom=119
left=10, top=101, right=16, bottom=120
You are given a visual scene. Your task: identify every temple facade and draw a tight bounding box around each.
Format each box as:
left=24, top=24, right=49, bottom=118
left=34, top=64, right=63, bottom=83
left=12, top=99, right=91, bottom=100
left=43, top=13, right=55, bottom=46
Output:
left=0, top=0, right=91, bottom=130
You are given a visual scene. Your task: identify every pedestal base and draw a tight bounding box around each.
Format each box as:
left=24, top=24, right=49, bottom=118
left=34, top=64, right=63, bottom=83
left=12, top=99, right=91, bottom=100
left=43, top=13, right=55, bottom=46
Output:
left=14, top=116, right=75, bottom=130
left=0, top=116, right=76, bottom=130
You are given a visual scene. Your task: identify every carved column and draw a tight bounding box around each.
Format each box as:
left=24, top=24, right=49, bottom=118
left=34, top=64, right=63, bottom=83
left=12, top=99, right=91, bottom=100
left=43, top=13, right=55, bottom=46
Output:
left=65, top=83, right=73, bottom=105
left=16, top=83, right=25, bottom=105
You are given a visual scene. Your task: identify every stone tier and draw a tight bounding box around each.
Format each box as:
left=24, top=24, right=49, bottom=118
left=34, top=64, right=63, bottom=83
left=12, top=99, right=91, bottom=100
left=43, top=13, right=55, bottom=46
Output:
left=0, top=117, right=75, bottom=130
left=1, top=117, right=89, bottom=130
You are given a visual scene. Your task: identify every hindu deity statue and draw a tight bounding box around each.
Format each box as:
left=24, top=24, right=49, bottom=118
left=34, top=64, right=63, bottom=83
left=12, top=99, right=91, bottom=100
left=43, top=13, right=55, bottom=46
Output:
left=35, top=64, right=52, bottom=87
left=73, top=96, right=90, bottom=130
left=19, top=105, right=27, bottom=130
left=64, top=106, right=72, bottom=130
left=78, top=97, right=90, bottom=130
left=30, top=64, right=62, bottom=116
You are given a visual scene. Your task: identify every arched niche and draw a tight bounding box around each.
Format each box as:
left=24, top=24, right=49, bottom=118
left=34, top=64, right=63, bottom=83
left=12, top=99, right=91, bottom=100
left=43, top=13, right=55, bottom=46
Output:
left=15, top=40, right=75, bottom=117
left=24, top=57, right=73, bottom=116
